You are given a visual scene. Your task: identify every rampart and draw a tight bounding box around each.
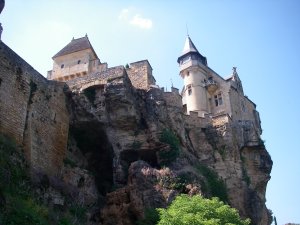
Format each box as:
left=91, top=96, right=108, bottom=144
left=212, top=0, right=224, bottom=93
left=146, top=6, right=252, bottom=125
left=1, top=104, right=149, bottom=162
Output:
left=66, top=65, right=125, bottom=92
left=0, top=42, right=69, bottom=175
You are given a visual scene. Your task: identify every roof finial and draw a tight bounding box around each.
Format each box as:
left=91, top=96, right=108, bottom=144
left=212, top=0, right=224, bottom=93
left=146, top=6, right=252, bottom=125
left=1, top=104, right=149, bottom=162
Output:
left=186, top=23, right=189, bottom=37
left=85, top=33, right=88, bottom=37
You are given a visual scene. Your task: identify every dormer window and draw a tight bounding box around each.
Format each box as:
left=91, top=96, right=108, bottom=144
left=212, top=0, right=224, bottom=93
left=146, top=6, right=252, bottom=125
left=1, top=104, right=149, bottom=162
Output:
left=61, top=64, right=64, bottom=69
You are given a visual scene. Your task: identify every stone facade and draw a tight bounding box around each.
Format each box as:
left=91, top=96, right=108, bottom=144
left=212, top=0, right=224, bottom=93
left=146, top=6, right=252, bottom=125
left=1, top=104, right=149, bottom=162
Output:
left=48, top=36, right=156, bottom=91
left=178, top=36, right=261, bottom=137
left=0, top=42, right=69, bottom=175
left=126, top=60, right=156, bottom=90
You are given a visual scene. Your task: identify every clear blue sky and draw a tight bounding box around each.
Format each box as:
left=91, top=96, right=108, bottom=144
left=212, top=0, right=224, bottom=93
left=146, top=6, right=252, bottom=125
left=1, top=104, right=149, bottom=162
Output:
left=2, top=1, right=300, bottom=224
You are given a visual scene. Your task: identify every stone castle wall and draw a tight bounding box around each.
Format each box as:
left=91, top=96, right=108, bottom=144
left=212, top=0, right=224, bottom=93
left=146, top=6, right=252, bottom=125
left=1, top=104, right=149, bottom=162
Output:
left=126, top=60, right=155, bottom=90
left=0, top=42, right=69, bottom=175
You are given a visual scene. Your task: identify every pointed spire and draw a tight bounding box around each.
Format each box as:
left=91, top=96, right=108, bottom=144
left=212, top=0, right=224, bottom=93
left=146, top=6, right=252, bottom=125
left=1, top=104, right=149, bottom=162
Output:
left=182, top=35, right=199, bottom=55
left=177, top=35, right=207, bottom=65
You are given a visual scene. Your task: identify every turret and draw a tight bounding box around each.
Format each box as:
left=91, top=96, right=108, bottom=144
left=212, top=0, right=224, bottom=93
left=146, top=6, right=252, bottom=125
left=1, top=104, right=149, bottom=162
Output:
left=178, top=36, right=209, bottom=117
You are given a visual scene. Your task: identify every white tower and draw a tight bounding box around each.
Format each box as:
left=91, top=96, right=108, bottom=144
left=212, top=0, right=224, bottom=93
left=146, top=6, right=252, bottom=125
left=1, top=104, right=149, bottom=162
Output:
left=178, top=36, right=209, bottom=116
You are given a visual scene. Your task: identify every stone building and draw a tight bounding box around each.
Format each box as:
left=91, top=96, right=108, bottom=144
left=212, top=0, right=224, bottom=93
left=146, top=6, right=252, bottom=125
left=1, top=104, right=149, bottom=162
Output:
left=178, top=35, right=262, bottom=135
left=47, top=35, right=156, bottom=90
left=47, top=34, right=262, bottom=140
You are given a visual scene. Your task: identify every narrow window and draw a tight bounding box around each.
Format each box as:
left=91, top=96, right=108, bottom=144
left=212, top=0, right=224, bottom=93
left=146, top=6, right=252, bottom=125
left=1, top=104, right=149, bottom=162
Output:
left=214, top=92, right=223, bottom=106
left=77, top=60, right=81, bottom=64
left=61, top=64, right=64, bottom=69
left=187, top=85, right=192, bottom=96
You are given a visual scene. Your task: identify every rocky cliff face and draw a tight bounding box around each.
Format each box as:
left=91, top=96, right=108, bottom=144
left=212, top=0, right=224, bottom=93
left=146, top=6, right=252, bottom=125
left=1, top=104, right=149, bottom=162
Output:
left=0, top=42, right=272, bottom=225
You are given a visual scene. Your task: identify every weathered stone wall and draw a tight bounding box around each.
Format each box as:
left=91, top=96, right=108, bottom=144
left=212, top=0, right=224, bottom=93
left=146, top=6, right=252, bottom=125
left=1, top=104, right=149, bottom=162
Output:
left=126, top=60, right=155, bottom=90
left=66, top=65, right=125, bottom=92
left=0, top=42, right=69, bottom=175
left=162, top=91, right=182, bottom=108
left=183, top=111, right=210, bottom=129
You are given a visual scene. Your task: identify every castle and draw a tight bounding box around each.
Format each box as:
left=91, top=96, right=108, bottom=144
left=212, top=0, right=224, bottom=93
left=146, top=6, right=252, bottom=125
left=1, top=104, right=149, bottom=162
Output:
left=47, top=34, right=262, bottom=142
left=0, top=33, right=272, bottom=224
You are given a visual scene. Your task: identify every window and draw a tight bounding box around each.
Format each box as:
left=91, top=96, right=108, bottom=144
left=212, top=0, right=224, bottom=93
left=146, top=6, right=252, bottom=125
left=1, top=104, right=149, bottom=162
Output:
left=187, top=71, right=190, bottom=76
left=187, top=85, right=192, bottom=95
left=61, top=64, right=64, bottom=69
left=214, top=92, right=223, bottom=106
left=77, top=60, right=81, bottom=64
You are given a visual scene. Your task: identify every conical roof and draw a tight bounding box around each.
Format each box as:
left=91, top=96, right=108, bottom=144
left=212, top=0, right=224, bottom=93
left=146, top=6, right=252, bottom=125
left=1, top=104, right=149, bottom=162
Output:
left=177, top=35, right=206, bottom=65
left=52, top=35, right=98, bottom=59
left=181, top=35, right=199, bottom=55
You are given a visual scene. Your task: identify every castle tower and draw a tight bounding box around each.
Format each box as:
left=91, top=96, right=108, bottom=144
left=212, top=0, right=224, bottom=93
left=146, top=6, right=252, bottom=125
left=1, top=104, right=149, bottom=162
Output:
left=177, top=36, right=209, bottom=116
left=47, top=35, right=107, bottom=81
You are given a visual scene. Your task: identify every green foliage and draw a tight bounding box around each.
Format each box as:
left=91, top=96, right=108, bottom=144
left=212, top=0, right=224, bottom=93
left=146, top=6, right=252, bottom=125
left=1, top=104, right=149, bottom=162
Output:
left=63, top=157, right=77, bottom=168
left=3, top=197, right=49, bottom=225
left=157, top=172, right=194, bottom=193
left=157, top=194, right=251, bottom=225
left=159, top=129, right=180, bottom=166
left=136, top=208, right=160, bottom=225
left=132, top=140, right=142, bottom=150
left=83, top=88, right=96, bottom=104
left=196, top=164, right=228, bottom=202
left=0, top=134, right=88, bottom=225
left=70, top=204, right=87, bottom=223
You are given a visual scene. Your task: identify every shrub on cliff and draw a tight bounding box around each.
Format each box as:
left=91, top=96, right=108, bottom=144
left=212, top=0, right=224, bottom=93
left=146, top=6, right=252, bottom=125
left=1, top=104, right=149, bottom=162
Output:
left=157, top=194, right=250, bottom=225
left=159, top=129, right=180, bottom=166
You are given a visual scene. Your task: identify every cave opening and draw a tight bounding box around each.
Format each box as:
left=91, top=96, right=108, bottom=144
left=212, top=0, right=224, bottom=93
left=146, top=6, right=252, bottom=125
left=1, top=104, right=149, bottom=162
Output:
left=70, top=121, right=114, bottom=196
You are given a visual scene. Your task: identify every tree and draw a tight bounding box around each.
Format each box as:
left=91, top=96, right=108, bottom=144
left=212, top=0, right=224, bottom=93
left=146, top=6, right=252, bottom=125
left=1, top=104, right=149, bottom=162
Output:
left=157, top=194, right=250, bottom=225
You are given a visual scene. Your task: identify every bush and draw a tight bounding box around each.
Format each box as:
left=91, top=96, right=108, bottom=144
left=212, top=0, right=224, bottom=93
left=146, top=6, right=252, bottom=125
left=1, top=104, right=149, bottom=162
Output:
left=136, top=208, right=160, bottom=225
left=159, top=129, right=180, bottom=166
left=0, top=134, right=88, bottom=225
left=157, top=194, right=250, bottom=225
left=196, top=164, right=228, bottom=202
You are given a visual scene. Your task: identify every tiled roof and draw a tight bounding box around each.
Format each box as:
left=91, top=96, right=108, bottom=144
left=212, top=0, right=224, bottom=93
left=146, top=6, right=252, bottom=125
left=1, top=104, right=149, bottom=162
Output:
left=52, top=35, right=98, bottom=59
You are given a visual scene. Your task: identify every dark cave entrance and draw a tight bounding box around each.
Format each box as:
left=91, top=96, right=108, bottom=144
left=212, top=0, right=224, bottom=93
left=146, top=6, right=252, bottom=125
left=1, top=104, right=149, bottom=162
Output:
left=70, top=121, right=114, bottom=196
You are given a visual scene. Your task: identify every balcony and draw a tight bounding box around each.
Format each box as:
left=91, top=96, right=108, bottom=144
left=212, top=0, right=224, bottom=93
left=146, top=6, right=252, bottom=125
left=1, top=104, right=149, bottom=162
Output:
left=204, top=79, right=218, bottom=94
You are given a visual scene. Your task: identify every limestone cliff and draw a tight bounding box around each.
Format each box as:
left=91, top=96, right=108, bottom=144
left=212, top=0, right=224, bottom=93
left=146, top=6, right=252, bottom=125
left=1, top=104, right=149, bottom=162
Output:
left=0, top=42, right=272, bottom=225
